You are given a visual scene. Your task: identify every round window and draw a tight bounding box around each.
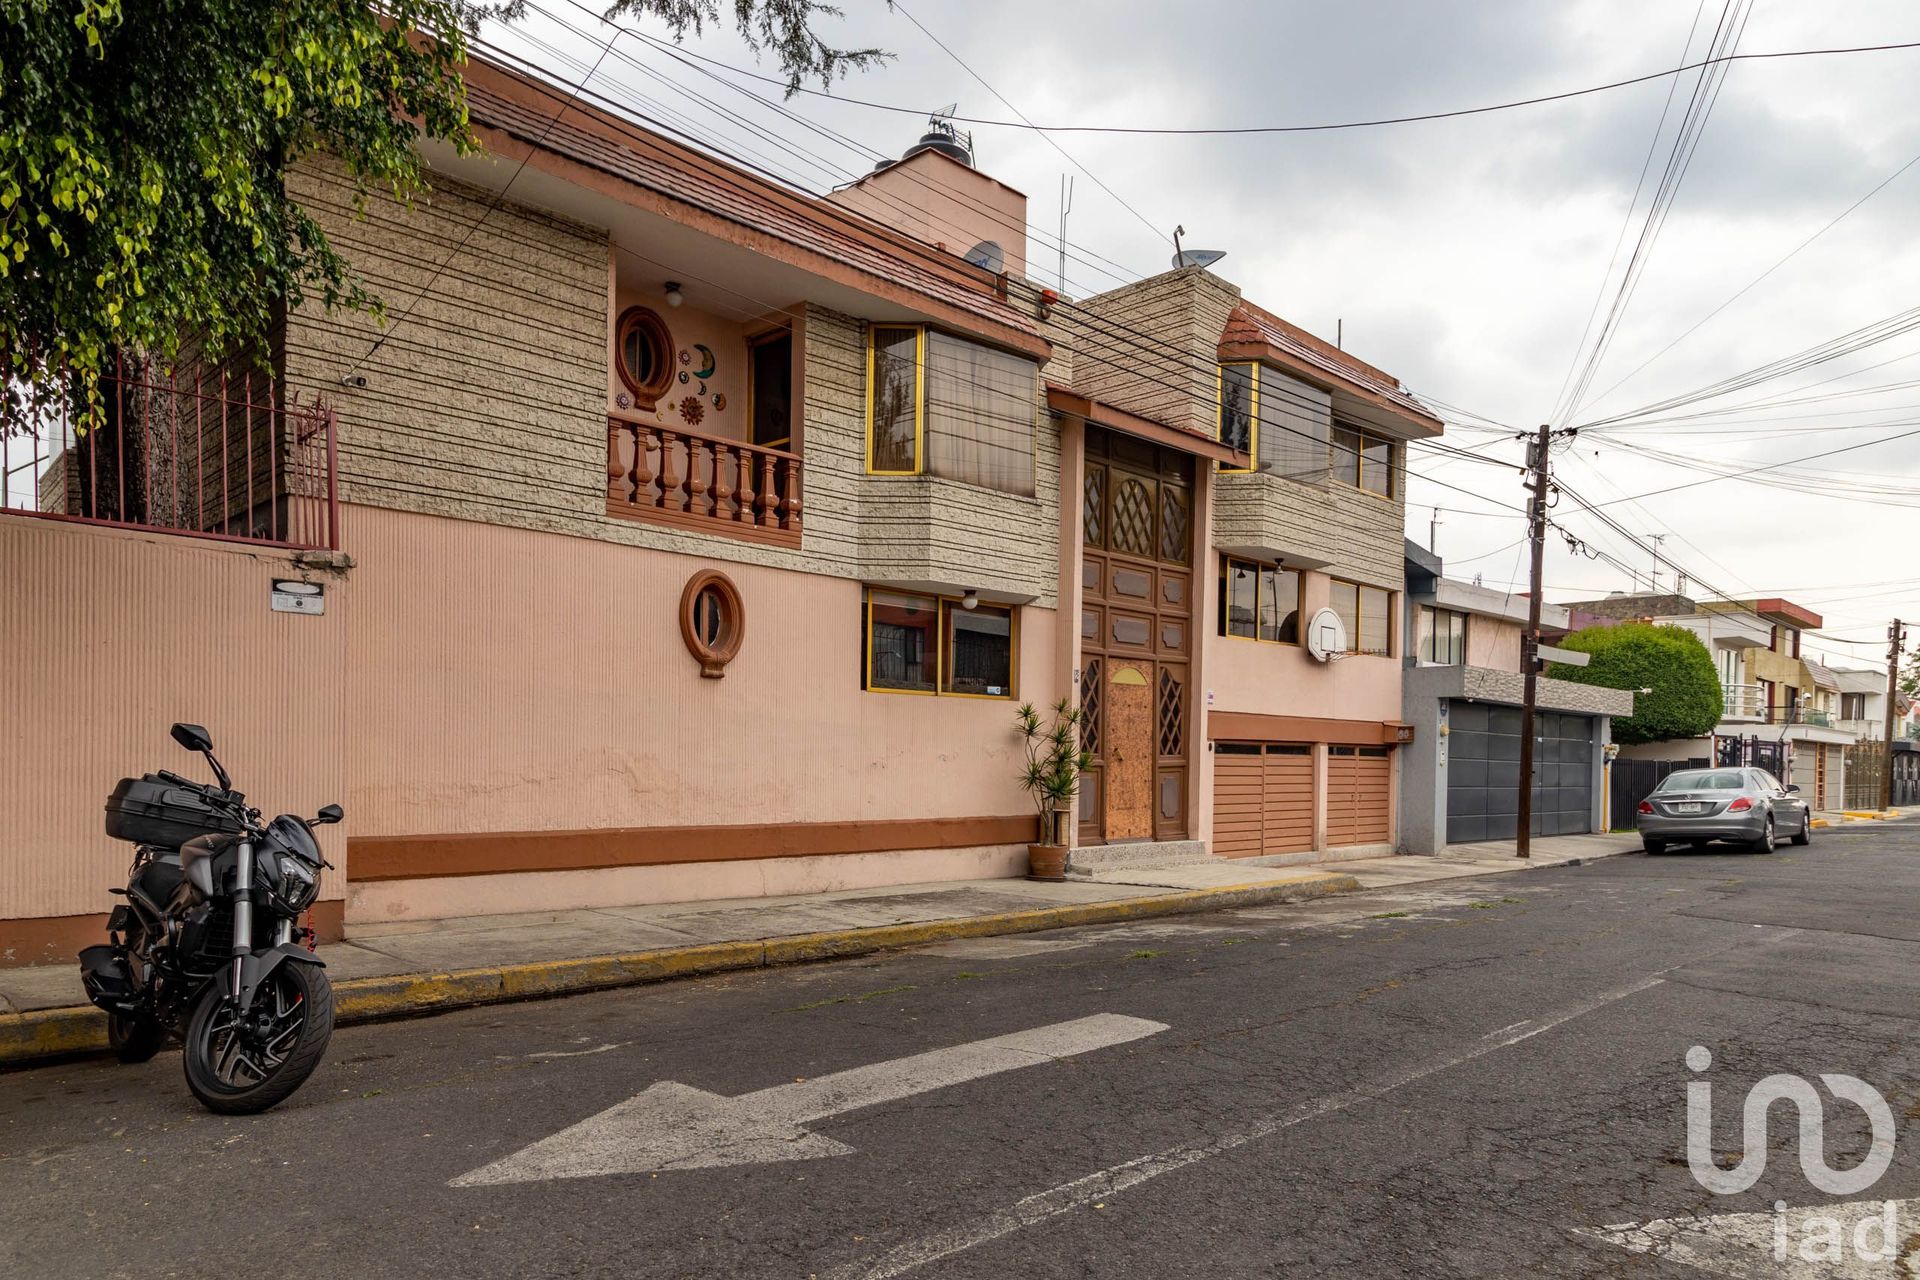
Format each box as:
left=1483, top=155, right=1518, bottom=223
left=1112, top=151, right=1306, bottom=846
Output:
left=615, top=306, right=674, bottom=407
left=679, top=569, right=744, bottom=678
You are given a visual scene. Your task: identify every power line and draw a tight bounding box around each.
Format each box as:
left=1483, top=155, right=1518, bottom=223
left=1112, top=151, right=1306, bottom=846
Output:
left=603, top=32, right=1920, bottom=136
left=888, top=0, right=1170, bottom=250
left=1576, top=144, right=1920, bottom=417
left=341, top=24, right=624, bottom=381
left=1546, top=0, right=1707, bottom=427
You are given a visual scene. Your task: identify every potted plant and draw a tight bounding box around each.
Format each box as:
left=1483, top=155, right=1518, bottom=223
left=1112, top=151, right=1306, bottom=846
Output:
left=1015, top=699, right=1092, bottom=881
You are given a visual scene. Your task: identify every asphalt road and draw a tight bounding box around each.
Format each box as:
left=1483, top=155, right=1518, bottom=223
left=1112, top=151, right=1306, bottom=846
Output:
left=5, top=822, right=1918, bottom=1279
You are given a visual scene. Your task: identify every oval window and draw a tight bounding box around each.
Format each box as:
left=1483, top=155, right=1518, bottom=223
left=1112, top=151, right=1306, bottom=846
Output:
left=615, top=306, right=675, bottom=408
left=679, top=569, right=744, bottom=678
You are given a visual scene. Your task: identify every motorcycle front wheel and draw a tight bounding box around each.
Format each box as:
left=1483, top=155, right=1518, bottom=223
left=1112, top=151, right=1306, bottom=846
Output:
left=182, top=962, right=333, bottom=1114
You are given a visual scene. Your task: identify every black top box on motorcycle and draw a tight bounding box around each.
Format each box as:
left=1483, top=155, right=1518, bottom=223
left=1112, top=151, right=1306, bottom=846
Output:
left=104, top=775, right=242, bottom=848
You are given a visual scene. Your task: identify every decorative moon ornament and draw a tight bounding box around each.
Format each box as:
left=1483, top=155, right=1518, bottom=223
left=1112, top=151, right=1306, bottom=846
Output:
left=692, top=343, right=716, bottom=379
left=712, top=393, right=727, bottom=410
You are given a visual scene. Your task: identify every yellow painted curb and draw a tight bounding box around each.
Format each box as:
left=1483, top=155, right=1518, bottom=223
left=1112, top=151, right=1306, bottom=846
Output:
left=1810, top=818, right=1832, bottom=829
left=0, top=873, right=1359, bottom=1069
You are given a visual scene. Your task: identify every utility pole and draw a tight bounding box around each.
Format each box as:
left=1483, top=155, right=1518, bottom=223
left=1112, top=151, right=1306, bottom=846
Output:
left=1648, top=533, right=1667, bottom=591
left=1517, top=423, right=1553, bottom=859
left=1884, top=619, right=1906, bottom=811
left=1430, top=507, right=1443, bottom=555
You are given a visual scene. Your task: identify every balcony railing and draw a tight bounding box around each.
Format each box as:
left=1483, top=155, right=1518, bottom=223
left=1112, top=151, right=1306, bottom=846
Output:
left=1722, top=684, right=1764, bottom=719
left=606, top=418, right=801, bottom=548
left=2, top=358, right=338, bottom=550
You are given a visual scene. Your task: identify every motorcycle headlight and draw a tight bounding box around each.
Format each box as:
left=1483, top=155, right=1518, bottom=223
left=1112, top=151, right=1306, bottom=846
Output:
left=274, top=856, right=319, bottom=912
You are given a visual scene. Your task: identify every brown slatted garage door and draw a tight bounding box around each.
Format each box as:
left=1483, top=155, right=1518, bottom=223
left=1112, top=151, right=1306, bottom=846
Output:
left=1213, top=743, right=1314, bottom=858
left=1328, top=746, right=1393, bottom=847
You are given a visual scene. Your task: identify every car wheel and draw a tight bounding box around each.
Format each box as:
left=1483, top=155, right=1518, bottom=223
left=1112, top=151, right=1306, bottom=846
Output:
left=1642, top=838, right=1667, bottom=855
left=1790, top=814, right=1812, bottom=846
left=1750, top=817, right=1776, bottom=854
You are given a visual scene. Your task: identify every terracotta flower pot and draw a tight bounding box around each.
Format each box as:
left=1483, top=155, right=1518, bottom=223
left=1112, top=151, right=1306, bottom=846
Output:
left=1027, top=842, right=1069, bottom=881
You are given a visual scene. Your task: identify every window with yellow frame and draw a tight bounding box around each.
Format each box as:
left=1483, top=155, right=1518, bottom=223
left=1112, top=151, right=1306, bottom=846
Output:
left=863, top=588, right=1018, bottom=698
left=867, top=325, right=925, bottom=474
left=1217, top=362, right=1258, bottom=474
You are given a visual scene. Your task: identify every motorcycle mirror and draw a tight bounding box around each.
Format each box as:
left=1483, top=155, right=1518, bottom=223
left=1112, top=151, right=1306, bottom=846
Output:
left=170, top=722, right=214, bottom=753
left=314, top=804, right=345, bottom=825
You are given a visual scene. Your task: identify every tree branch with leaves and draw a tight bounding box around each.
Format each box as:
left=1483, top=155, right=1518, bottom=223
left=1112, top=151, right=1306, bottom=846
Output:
left=0, top=0, right=886, bottom=436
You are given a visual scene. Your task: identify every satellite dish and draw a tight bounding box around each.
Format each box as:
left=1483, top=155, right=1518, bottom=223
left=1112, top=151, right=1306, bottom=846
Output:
left=1172, top=249, right=1227, bottom=269
left=963, top=239, right=1005, bottom=272
left=1305, top=608, right=1349, bottom=662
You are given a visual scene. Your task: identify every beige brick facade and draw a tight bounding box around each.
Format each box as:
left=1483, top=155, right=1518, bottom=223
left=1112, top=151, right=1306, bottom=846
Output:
left=282, top=160, right=1060, bottom=607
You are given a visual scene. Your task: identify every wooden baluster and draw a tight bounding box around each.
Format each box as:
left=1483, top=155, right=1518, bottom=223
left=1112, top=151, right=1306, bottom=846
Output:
left=781, top=458, right=803, bottom=534
left=734, top=447, right=755, bottom=524
left=606, top=423, right=626, bottom=502
left=758, top=454, right=779, bottom=527
left=656, top=431, right=679, bottom=510
left=630, top=425, right=655, bottom=507
left=710, top=444, right=732, bottom=519
left=685, top=435, right=707, bottom=514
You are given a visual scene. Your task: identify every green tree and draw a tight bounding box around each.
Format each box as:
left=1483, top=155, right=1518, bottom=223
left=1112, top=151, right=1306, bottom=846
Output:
left=1546, top=622, right=1723, bottom=746
left=0, top=0, right=883, bottom=433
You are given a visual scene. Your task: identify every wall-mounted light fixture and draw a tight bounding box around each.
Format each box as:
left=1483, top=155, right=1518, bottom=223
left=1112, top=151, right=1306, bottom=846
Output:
left=664, top=281, right=684, bottom=308
left=961, top=590, right=979, bottom=611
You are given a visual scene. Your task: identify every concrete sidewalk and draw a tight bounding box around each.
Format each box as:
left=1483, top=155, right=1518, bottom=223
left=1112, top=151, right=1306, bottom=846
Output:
left=0, top=832, right=1647, bottom=1066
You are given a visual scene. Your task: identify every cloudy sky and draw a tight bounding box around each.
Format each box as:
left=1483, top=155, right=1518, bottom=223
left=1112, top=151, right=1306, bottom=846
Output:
left=496, top=0, right=1920, bottom=671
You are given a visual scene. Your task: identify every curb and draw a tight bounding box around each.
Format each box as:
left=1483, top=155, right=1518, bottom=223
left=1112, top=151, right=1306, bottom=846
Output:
left=0, top=871, right=1358, bottom=1069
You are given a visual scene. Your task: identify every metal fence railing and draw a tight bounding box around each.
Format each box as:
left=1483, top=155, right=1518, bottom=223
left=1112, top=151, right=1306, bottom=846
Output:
left=1, top=356, right=338, bottom=551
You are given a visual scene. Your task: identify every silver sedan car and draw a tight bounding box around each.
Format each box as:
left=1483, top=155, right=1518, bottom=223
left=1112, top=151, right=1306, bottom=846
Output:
left=1636, top=767, right=1813, bottom=854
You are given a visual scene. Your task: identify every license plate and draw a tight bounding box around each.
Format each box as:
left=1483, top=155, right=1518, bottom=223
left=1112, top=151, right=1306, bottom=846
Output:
left=1672, top=802, right=1705, bottom=814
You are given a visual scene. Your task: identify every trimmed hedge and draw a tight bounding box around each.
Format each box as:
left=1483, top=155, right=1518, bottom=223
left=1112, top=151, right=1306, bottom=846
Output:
left=1547, top=622, right=1722, bottom=745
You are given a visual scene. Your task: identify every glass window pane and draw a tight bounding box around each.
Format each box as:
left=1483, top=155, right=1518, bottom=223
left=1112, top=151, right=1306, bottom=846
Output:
left=867, top=590, right=936, bottom=691
left=870, top=327, right=920, bottom=473
left=1260, top=567, right=1300, bottom=643
left=1223, top=560, right=1257, bottom=639
left=1360, top=586, right=1392, bottom=655
left=944, top=601, right=1015, bottom=697
left=1330, top=425, right=1362, bottom=485
left=925, top=331, right=1036, bottom=494
left=1219, top=363, right=1255, bottom=455
left=1360, top=436, right=1393, bottom=495
left=1330, top=579, right=1359, bottom=650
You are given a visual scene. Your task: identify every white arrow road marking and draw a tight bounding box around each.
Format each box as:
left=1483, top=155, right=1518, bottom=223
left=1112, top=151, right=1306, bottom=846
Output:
left=451, top=1013, right=1167, bottom=1186
left=827, top=974, right=1668, bottom=1280
left=1580, top=1198, right=1920, bottom=1278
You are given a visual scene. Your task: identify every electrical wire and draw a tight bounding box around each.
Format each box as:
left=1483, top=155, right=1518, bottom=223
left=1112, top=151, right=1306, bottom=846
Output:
left=595, top=29, right=1920, bottom=137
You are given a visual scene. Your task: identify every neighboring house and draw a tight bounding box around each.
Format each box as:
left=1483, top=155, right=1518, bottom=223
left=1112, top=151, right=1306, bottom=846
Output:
left=1830, top=666, right=1920, bottom=807
left=0, top=51, right=1442, bottom=964
left=1398, top=543, right=1633, bottom=852
left=1563, top=592, right=1853, bottom=809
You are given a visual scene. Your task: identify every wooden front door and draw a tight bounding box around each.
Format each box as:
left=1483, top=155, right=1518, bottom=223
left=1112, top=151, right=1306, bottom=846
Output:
left=1078, top=428, right=1195, bottom=843
left=1104, top=661, right=1154, bottom=839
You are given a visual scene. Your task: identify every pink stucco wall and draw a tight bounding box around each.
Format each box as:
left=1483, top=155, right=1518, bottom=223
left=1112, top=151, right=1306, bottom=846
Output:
left=0, top=516, right=349, bottom=927
left=345, top=504, right=1058, bottom=840
left=824, top=150, right=1028, bottom=278
left=1192, top=566, right=1404, bottom=856
left=1468, top=614, right=1523, bottom=672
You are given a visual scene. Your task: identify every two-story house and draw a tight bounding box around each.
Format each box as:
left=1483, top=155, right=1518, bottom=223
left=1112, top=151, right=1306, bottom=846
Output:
left=1563, top=593, right=1854, bottom=809
left=0, top=49, right=1444, bottom=964
left=1397, top=543, right=1633, bottom=852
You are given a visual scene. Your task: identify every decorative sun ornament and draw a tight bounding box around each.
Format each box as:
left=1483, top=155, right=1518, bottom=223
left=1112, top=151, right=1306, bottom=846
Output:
left=679, top=395, right=705, bottom=426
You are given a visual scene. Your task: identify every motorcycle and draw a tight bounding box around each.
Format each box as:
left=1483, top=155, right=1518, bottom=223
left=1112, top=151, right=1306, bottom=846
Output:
left=79, top=723, right=343, bottom=1114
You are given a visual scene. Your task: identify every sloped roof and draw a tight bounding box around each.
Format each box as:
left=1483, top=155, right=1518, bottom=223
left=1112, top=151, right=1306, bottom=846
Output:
left=1803, top=658, right=1840, bottom=692
left=460, top=62, right=1044, bottom=355
left=1220, top=299, right=1442, bottom=430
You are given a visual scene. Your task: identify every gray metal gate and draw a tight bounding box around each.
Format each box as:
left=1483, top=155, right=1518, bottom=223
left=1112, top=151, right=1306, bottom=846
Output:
left=1446, top=703, right=1596, bottom=843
